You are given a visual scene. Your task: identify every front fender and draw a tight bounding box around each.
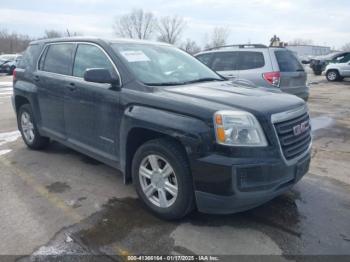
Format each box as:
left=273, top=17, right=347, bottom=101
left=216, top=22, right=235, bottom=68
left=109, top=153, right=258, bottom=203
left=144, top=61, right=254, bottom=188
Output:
left=119, top=105, right=212, bottom=177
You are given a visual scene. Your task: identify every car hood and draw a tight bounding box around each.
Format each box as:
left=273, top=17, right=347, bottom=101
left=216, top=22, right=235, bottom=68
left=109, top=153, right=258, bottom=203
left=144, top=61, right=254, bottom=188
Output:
left=159, top=81, right=305, bottom=120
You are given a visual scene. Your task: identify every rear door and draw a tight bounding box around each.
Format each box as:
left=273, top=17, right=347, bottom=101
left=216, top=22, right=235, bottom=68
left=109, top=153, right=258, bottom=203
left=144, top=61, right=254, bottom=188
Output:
left=36, top=43, right=76, bottom=139
left=64, top=43, right=121, bottom=161
left=236, top=51, right=269, bottom=87
left=211, top=52, right=239, bottom=79
left=273, top=49, right=307, bottom=91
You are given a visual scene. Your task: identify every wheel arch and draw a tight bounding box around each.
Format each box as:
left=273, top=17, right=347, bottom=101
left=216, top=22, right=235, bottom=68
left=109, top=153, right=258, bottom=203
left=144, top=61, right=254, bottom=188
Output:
left=14, top=95, right=30, bottom=113
left=120, top=105, right=211, bottom=184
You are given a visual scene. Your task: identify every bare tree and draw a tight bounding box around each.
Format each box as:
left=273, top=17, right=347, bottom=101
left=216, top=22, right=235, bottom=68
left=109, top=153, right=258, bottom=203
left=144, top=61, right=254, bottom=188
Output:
left=341, top=42, right=350, bottom=51
left=181, top=38, right=201, bottom=54
left=44, top=30, right=63, bottom=39
left=0, top=29, right=32, bottom=54
left=157, top=15, right=186, bottom=45
left=288, top=38, right=314, bottom=45
left=204, top=26, right=230, bottom=49
left=113, top=9, right=157, bottom=40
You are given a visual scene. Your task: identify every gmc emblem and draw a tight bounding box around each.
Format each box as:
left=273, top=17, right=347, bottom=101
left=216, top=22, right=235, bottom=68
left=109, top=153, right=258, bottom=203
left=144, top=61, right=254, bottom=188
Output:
left=293, top=121, right=309, bottom=136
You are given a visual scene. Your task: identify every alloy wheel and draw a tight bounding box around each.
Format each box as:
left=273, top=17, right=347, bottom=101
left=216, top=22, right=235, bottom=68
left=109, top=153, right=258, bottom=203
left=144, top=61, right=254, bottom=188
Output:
left=139, top=154, right=178, bottom=208
left=21, top=111, right=35, bottom=143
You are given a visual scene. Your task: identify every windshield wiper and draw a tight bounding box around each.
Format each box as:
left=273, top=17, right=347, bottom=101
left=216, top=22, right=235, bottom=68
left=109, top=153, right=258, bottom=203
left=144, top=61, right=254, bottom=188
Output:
left=144, top=77, right=224, bottom=86
left=144, top=82, right=185, bottom=86
left=184, top=77, right=224, bottom=84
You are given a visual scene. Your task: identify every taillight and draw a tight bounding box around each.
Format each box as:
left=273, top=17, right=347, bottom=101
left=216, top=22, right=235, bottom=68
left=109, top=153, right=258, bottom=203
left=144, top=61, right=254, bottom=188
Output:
left=263, top=71, right=280, bottom=87
left=13, top=69, right=17, bottom=82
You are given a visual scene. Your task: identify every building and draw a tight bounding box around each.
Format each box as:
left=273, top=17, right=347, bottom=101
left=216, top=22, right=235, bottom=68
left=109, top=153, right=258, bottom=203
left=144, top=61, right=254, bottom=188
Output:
left=286, top=45, right=331, bottom=57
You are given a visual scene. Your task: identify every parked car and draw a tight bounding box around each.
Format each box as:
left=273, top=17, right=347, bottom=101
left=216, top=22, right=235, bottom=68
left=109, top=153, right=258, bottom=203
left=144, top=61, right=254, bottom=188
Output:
left=195, top=44, right=309, bottom=101
left=0, top=54, right=22, bottom=75
left=308, top=52, right=350, bottom=76
left=13, top=38, right=311, bottom=219
left=325, top=52, right=350, bottom=81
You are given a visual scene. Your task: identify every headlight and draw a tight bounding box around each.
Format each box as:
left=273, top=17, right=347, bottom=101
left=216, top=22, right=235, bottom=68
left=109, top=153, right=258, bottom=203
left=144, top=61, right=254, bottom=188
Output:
left=214, top=110, right=267, bottom=147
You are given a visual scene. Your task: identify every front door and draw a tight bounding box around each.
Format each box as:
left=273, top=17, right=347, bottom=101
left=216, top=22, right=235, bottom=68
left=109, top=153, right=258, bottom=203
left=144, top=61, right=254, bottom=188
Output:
left=64, top=43, right=121, bottom=161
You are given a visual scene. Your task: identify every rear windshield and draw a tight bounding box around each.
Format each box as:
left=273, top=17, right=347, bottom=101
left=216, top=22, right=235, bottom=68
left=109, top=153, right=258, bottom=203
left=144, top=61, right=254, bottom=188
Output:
left=275, top=50, right=304, bottom=72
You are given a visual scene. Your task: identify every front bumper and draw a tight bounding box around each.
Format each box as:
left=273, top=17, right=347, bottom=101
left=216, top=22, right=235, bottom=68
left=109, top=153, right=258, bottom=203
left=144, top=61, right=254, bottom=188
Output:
left=192, top=152, right=310, bottom=214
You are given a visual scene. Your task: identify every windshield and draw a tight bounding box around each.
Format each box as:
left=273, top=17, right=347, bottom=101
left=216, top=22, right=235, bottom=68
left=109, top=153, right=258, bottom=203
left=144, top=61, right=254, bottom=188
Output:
left=111, top=43, right=223, bottom=86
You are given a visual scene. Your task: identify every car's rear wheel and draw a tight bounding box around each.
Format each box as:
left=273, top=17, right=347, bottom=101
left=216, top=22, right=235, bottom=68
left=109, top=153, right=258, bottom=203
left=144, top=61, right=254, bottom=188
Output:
left=326, top=70, right=340, bottom=81
left=18, top=104, right=50, bottom=149
left=132, top=138, right=194, bottom=220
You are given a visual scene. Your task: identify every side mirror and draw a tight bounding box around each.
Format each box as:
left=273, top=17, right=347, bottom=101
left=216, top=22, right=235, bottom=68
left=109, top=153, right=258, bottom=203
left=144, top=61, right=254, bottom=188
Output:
left=84, top=68, right=120, bottom=90
left=301, top=60, right=310, bottom=64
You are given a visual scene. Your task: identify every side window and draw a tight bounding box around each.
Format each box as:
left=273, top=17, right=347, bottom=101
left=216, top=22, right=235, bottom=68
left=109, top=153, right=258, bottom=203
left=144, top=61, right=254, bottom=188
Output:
left=338, top=53, right=350, bottom=63
left=237, top=51, right=265, bottom=70
left=275, top=50, right=303, bottom=72
left=211, top=52, right=238, bottom=71
left=41, top=43, right=75, bottom=75
left=196, top=53, right=213, bottom=66
left=17, top=44, right=41, bottom=70
left=73, top=44, right=115, bottom=78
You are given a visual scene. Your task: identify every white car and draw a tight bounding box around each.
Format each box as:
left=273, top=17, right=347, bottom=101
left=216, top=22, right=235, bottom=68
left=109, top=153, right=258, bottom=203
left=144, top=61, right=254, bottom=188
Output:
left=325, top=53, right=350, bottom=81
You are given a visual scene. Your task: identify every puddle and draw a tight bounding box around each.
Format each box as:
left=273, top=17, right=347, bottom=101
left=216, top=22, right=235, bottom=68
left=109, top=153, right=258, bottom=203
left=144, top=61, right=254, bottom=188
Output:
left=0, top=130, right=21, bottom=146
left=311, top=116, right=335, bottom=131
left=46, top=182, right=71, bottom=193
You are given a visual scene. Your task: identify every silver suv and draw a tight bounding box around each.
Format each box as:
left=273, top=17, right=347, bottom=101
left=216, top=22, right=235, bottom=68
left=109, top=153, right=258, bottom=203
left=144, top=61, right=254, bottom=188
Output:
left=195, top=45, right=309, bottom=101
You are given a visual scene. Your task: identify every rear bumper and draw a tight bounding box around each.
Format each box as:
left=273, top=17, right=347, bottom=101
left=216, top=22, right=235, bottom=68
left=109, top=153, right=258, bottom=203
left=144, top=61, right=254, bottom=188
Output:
left=192, top=152, right=310, bottom=214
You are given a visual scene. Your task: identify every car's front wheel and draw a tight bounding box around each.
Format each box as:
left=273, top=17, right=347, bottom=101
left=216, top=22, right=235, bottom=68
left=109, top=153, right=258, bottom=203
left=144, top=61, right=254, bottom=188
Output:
left=18, top=104, right=50, bottom=149
left=326, top=70, right=340, bottom=81
left=132, top=138, right=194, bottom=220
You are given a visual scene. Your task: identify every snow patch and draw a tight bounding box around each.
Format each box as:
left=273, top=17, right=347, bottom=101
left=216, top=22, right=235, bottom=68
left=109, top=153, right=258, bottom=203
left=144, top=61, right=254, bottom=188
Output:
left=0, top=131, right=21, bottom=146
left=0, top=149, right=11, bottom=156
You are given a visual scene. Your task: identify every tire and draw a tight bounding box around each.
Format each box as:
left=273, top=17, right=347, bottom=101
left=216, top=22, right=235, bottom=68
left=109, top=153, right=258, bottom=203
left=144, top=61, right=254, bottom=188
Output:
left=132, top=138, right=195, bottom=220
left=326, top=70, right=340, bottom=82
left=313, top=70, right=322, bottom=76
left=18, top=104, right=50, bottom=149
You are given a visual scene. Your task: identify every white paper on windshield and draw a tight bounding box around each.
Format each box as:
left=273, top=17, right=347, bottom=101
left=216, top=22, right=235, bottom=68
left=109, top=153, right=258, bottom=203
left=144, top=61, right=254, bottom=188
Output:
left=121, top=51, right=151, bottom=62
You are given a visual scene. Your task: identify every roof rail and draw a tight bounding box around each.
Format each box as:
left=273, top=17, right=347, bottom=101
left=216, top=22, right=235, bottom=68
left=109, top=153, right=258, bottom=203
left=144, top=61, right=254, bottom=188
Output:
left=204, top=44, right=268, bottom=51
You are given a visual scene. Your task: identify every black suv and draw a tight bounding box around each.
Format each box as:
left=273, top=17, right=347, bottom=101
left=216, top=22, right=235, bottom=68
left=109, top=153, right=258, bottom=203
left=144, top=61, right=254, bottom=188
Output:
left=13, top=38, right=311, bottom=219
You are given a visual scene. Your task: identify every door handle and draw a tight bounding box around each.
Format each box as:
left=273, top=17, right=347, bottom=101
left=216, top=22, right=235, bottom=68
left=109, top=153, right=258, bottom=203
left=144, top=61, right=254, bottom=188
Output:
left=67, top=83, right=77, bottom=91
left=33, top=75, right=40, bottom=82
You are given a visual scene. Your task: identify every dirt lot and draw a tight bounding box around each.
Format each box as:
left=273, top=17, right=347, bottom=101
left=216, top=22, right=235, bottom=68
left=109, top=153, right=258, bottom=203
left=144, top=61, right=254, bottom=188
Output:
left=0, top=73, right=349, bottom=260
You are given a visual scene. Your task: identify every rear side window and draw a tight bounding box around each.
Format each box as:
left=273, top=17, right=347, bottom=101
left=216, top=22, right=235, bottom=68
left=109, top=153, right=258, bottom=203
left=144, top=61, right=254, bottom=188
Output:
left=73, top=44, right=115, bottom=78
left=211, top=52, right=238, bottom=71
left=40, top=43, right=75, bottom=75
left=17, top=44, right=41, bottom=70
left=335, top=53, right=350, bottom=63
left=196, top=53, right=213, bottom=66
left=275, top=50, right=304, bottom=72
left=237, top=51, right=265, bottom=70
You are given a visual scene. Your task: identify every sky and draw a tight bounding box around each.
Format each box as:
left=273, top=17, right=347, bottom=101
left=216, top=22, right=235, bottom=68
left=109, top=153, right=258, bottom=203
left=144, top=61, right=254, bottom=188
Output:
left=0, top=0, right=349, bottom=49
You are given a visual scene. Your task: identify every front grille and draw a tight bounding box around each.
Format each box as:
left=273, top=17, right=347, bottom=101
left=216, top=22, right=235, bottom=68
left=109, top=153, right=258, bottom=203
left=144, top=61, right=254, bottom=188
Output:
left=274, top=112, right=311, bottom=160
